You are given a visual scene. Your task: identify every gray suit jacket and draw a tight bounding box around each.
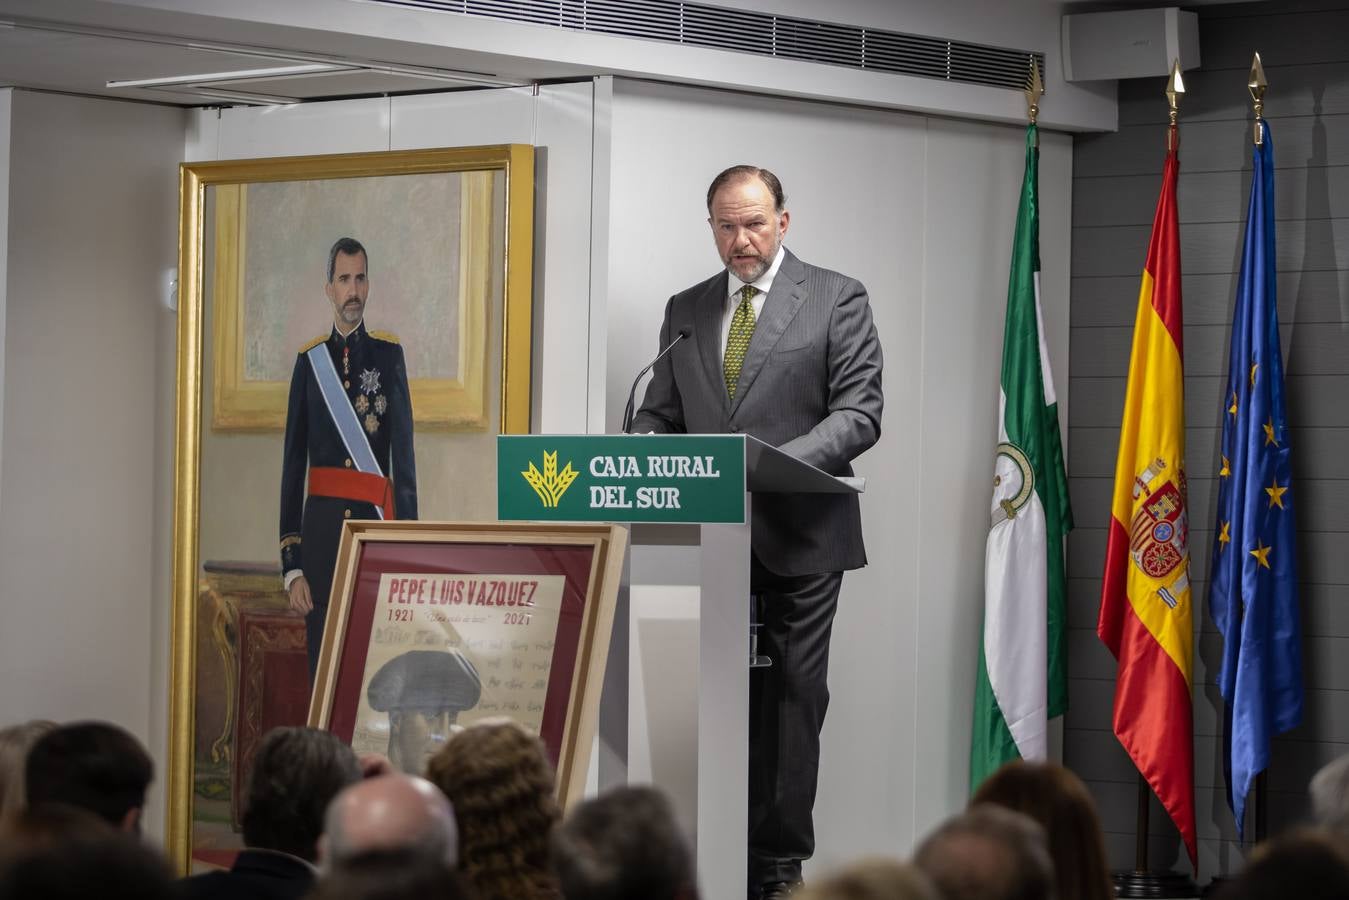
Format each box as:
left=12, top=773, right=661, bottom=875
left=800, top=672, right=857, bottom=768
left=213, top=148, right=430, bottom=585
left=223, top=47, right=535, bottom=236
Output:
left=631, top=249, right=883, bottom=576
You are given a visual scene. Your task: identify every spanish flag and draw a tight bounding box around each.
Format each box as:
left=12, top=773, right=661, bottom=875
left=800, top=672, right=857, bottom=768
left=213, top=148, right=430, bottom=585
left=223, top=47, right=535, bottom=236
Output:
left=1097, top=130, right=1197, bottom=867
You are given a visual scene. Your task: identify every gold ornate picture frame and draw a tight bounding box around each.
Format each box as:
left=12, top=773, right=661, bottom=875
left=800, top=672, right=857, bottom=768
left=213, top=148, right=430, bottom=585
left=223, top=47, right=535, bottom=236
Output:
left=169, top=145, right=534, bottom=873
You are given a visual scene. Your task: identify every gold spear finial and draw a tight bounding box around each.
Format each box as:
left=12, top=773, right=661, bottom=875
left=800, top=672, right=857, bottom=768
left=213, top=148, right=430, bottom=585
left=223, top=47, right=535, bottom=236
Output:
left=1025, top=57, right=1044, bottom=146
left=1166, top=59, right=1185, bottom=150
left=1249, top=52, right=1267, bottom=145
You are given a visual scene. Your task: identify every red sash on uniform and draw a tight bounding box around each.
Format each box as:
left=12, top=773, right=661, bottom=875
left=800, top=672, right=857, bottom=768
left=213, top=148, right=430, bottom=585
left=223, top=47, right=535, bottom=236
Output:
left=308, top=467, right=395, bottom=520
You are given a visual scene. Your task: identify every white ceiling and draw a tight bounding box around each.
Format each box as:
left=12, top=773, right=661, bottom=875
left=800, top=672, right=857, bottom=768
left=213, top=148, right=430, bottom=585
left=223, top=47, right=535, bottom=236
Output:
left=0, top=1, right=1267, bottom=109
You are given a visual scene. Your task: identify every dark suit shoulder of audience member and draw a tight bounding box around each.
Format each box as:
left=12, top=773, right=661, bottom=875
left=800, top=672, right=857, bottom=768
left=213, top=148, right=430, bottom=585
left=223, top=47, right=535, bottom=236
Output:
left=1212, top=828, right=1349, bottom=900
left=914, top=804, right=1056, bottom=900
left=793, top=857, right=939, bottom=900
left=0, top=803, right=114, bottom=863
left=0, top=829, right=175, bottom=900
left=308, top=848, right=473, bottom=900
left=971, top=760, right=1112, bottom=900
left=0, top=720, right=56, bottom=825
left=552, top=785, right=697, bottom=900
left=181, top=727, right=361, bottom=900
left=427, top=720, right=561, bottom=900
left=24, top=720, right=153, bottom=832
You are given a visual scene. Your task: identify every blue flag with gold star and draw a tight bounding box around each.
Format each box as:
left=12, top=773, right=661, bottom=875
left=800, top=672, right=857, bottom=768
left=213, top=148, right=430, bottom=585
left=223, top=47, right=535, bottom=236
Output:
left=1207, top=121, right=1303, bottom=841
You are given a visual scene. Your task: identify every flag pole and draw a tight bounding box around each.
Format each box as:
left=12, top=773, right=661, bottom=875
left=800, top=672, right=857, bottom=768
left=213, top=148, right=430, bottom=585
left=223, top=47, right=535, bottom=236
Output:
left=1024, top=56, right=1043, bottom=143
left=1249, top=52, right=1267, bottom=146
left=1113, top=60, right=1198, bottom=900
left=1249, top=51, right=1271, bottom=847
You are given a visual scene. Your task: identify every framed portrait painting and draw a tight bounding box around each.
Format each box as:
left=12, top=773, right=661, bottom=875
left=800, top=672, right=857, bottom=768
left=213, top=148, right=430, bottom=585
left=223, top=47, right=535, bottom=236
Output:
left=168, top=145, right=534, bottom=873
left=309, top=521, right=627, bottom=808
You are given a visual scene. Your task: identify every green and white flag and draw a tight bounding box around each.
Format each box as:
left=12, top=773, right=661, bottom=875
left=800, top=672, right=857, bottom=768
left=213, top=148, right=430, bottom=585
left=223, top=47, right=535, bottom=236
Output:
left=970, top=124, right=1073, bottom=791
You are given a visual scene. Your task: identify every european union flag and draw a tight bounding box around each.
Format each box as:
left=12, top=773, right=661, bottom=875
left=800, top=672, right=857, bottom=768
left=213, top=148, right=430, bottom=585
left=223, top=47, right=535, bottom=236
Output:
left=1206, top=120, right=1304, bottom=841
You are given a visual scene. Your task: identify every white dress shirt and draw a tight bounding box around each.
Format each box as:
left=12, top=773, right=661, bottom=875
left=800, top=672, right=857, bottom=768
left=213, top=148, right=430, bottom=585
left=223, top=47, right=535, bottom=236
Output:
left=720, top=244, right=786, bottom=355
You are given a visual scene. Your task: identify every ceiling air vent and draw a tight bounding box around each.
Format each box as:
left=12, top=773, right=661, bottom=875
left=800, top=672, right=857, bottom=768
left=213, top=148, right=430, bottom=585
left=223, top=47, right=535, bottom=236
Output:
left=371, top=0, right=1044, bottom=92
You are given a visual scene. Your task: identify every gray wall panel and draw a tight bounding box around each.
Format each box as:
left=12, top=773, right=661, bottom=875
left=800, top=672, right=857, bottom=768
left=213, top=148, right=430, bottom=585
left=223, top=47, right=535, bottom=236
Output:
left=1072, top=270, right=1349, bottom=327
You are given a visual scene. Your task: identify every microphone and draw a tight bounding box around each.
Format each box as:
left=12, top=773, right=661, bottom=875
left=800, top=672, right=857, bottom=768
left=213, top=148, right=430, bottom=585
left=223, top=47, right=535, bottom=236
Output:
left=622, top=328, right=690, bottom=434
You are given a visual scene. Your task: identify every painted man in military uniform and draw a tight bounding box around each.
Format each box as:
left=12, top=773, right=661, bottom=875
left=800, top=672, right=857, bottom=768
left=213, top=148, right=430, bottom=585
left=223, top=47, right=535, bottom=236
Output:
left=280, top=237, right=417, bottom=681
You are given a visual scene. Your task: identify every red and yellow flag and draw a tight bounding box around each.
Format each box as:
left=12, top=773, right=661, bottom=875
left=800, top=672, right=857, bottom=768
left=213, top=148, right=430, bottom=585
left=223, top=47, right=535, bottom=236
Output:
left=1097, top=136, right=1197, bottom=867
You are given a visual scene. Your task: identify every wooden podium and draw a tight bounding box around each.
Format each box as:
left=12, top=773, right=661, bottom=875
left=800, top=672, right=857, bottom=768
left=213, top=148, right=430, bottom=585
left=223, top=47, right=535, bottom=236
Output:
left=497, top=434, right=860, bottom=898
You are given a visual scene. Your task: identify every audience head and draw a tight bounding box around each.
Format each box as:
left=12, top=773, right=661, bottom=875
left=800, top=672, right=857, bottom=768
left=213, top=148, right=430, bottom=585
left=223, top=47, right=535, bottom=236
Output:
left=1213, top=828, right=1349, bottom=900
left=310, top=848, right=473, bottom=900
left=322, top=772, right=458, bottom=869
left=971, top=760, right=1112, bottom=900
left=1310, top=753, right=1349, bottom=837
left=426, top=718, right=561, bottom=900
left=552, top=785, right=696, bottom=900
left=793, top=857, right=939, bottom=900
left=24, top=721, right=152, bottom=832
left=0, top=829, right=175, bottom=900
left=0, top=720, right=56, bottom=824
left=242, top=726, right=362, bottom=862
left=914, top=804, right=1056, bottom=900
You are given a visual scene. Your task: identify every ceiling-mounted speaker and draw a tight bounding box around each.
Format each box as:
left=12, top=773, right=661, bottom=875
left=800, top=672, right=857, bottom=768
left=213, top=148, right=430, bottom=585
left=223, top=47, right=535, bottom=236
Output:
left=1062, top=7, right=1199, bottom=82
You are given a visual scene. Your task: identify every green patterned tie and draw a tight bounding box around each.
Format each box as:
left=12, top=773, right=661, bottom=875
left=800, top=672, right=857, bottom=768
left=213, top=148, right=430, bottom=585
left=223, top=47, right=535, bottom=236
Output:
left=723, top=284, right=759, bottom=399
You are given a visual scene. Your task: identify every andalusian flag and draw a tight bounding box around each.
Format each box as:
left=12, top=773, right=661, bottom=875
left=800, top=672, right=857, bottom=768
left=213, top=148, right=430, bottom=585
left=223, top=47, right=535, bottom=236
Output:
left=1097, top=131, right=1197, bottom=866
left=971, top=123, right=1073, bottom=790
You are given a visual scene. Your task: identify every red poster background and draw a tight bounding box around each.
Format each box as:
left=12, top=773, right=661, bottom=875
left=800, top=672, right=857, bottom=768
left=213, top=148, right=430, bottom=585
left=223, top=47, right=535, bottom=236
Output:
left=327, top=540, right=596, bottom=766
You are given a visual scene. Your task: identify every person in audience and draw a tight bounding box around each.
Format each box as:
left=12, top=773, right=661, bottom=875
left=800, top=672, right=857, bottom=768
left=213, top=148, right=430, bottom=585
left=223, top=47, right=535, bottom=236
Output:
left=0, top=803, right=113, bottom=860
left=1310, top=752, right=1349, bottom=837
left=791, top=857, right=938, bottom=900
left=1212, top=828, right=1349, bottom=900
left=0, top=719, right=55, bottom=825
left=971, top=760, right=1112, bottom=900
left=23, top=720, right=152, bottom=832
left=427, top=719, right=562, bottom=900
left=551, top=785, right=697, bottom=900
left=180, top=726, right=362, bottom=899
left=321, top=772, right=458, bottom=868
left=0, top=829, right=176, bottom=900
left=914, top=804, right=1055, bottom=900
left=308, top=848, right=473, bottom=900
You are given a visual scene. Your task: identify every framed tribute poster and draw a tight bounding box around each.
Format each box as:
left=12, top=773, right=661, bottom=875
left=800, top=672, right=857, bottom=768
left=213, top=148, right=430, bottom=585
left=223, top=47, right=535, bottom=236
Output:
left=309, top=521, right=626, bottom=807
left=168, top=145, right=534, bottom=873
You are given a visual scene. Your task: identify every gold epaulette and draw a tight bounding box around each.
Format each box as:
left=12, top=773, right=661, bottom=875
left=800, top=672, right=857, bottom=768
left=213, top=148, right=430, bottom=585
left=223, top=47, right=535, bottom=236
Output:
left=369, top=329, right=401, bottom=345
left=299, top=334, right=327, bottom=353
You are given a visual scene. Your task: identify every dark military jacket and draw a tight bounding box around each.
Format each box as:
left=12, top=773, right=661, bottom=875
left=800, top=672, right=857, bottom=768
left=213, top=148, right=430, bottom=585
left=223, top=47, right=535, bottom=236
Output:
left=279, top=322, right=417, bottom=582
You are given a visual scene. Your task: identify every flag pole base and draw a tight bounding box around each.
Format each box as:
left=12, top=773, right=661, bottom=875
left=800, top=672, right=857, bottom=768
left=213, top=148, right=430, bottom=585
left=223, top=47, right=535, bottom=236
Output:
left=1202, top=876, right=1233, bottom=897
left=1113, top=871, right=1200, bottom=899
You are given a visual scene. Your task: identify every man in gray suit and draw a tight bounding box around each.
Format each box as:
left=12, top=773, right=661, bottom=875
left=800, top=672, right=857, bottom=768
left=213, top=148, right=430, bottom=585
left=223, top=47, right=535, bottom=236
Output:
left=632, top=165, right=883, bottom=899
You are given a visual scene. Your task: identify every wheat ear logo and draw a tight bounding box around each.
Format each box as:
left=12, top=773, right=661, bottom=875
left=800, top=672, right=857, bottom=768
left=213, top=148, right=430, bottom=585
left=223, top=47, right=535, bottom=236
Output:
left=521, top=450, right=579, bottom=508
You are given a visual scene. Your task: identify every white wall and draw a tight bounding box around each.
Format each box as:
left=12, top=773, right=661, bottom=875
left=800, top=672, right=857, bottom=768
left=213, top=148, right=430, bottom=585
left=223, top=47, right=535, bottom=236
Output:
left=0, top=89, right=9, bottom=518
left=0, top=92, right=184, bottom=835
left=603, top=78, right=1072, bottom=868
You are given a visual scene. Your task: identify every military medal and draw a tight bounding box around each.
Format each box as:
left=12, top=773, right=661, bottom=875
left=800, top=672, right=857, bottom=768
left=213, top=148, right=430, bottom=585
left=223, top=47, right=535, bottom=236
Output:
left=374, top=394, right=387, bottom=415
left=360, top=368, right=381, bottom=395
left=354, top=394, right=369, bottom=415
left=364, top=413, right=380, bottom=434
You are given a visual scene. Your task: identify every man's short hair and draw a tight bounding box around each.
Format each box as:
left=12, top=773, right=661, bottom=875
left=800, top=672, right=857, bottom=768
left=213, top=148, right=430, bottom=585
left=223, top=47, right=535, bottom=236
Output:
left=914, top=804, right=1056, bottom=900
left=327, top=237, right=369, bottom=282
left=0, top=830, right=175, bottom=900
left=241, top=727, right=362, bottom=861
left=323, top=774, right=458, bottom=868
left=24, top=722, right=152, bottom=828
left=1213, top=828, right=1349, bottom=900
left=706, top=165, right=786, bottom=213
left=1310, top=753, right=1349, bottom=837
left=551, top=785, right=695, bottom=900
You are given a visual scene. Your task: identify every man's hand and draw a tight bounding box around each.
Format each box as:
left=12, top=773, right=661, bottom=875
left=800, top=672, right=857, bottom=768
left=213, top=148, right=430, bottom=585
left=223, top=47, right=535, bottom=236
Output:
left=288, top=575, right=314, bottom=614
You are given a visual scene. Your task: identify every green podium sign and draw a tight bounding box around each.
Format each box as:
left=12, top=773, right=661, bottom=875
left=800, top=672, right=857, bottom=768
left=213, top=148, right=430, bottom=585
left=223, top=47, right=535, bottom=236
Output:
left=497, top=435, right=746, bottom=524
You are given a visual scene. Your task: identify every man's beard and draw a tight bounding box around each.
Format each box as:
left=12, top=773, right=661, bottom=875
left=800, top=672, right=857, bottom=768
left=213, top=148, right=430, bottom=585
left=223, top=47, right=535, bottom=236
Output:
left=339, top=300, right=363, bottom=324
